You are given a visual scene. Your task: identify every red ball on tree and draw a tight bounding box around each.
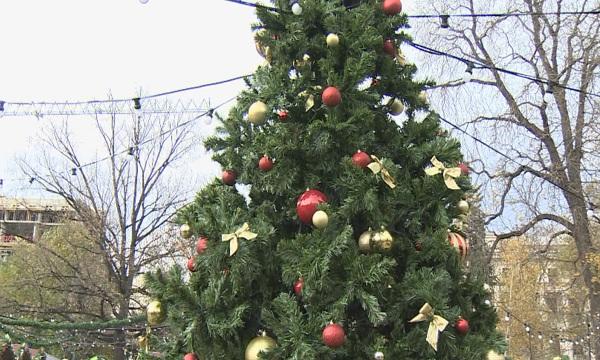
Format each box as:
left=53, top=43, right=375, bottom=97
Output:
left=296, top=189, right=328, bottom=224
left=278, top=109, right=289, bottom=121
left=415, top=241, right=422, bottom=251
left=383, top=39, right=397, bottom=57
left=196, top=236, right=208, bottom=254
left=222, top=170, right=236, bottom=186
left=352, top=150, right=372, bottom=168
left=322, top=86, right=342, bottom=107
left=382, top=0, right=402, bottom=15
left=183, top=353, right=198, bottom=360
left=259, top=155, right=274, bottom=171
left=455, top=318, right=469, bottom=335
left=458, top=162, right=470, bottom=175
left=187, top=257, right=196, bottom=272
left=322, top=322, right=345, bottom=348
left=293, top=277, right=304, bottom=296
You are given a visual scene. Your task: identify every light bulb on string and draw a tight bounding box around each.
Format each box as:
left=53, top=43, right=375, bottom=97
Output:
left=525, top=324, right=531, bottom=333
left=439, top=15, right=450, bottom=28
left=543, top=84, right=554, bottom=103
left=537, top=332, right=543, bottom=340
left=462, top=62, right=474, bottom=83
left=291, top=1, right=302, bottom=15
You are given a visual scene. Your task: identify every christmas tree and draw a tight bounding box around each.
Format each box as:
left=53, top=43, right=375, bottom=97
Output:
left=145, top=0, right=505, bottom=358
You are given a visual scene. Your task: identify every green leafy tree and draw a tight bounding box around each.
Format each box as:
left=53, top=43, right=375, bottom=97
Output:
left=146, top=0, right=504, bottom=358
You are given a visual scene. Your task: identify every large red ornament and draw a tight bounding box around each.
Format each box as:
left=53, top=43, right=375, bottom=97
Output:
left=448, top=232, right=469, bottom=262
left=259, top=155, right=274, bottom=171
left=352, top=150, right=372, bottom=168
left=293, top=277, right=304, bottom=296
left=322, top=323, right=345, bottom=348
left=296, top=189, right=328, bottom=224
left=455, top=318, right=470, bottom=335
left=458, top=162, right=470, bottom=175
left=322, top=86, right=342, bottom=107
left=183, top=353, right=198, bottom=360
left=222, top=170, right=237, bottom=186
left=187, top=257, right=197, bottom=272
left=383, top=39, right=397, bottom=57
left=196, top=236, right=208, bottom=254
left=382, top=0, right=402, bottom=15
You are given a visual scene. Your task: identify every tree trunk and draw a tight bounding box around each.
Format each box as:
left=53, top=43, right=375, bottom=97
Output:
left=112, top=297, right=130, bottom=360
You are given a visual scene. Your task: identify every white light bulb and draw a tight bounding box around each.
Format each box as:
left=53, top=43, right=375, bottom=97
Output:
left=139, top=0, right=149, bottom=4
left=484, top=299, right=491, bottom=306
left=538, top=334, right=543, bottom=339
left=587, top=209, right=594, bottom=218
left=504, top=315, right=510, bottom=322
left=291, top=2, right=303, bottom=15
left=549, top=339, right=553, bottom=344
left=462, top=71, right=473, bottom=83
left=543, top=92, right=553, bottom=103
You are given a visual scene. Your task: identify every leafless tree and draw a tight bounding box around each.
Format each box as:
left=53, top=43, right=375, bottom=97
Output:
left=19, top=102, right=197, bottom=359
left=409, top=0, right=600, bottom=355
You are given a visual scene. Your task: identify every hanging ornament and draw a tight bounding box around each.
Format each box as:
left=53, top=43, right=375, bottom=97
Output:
left=291, top=2, right=303, bottom=15
left=245, top=332, right=277, bottom=360
left=293, top=277, right=304, bottom=296
left=183, top=354, right=198, bottom=360
left=326, top=33, right=340, bottom=47
left=294, top=54, right=312, bottom=69
left=352, top=150, right=372, bottom=168
left=458, top=162, right=470, bottom=175
left=457, top=200, right=470, bottom=214
left=383, top=39, right=397, bottom=57
left=415, top=241, right=422, bottom=251
left=222, top=170, right=237, bottom=186
left=418, top=91, right=428, bottom=104
left=137, top=335, right=148, bottom=352
left=222, top=223, right=258, bottom=256
left=179, top=224, right=192, bottom=239
left=254, top=30, right=273, bottom=63
left=367, top=155, right=396, bottom=189
left=424, top=156, right=461, bottom=190
left=409, top=303, right=448, bottom=351
left=277, top=109, right=289, bottom=121
left=374, top=352, right=384, bottom=360
left=322, top=322, right=345, bottom=348
left=322, top=86, right=342, bottom=107
left=248, top=101, right=269, bottom=124
left=358, top=229, right=374, bottom=253
left=372, top=227, right=394, bottom=251
left=382, top=0, right=402, bottom=15
left=187, top=257, right=197, bottom=272
left=259, top=155, right=274, bottom=172
left=296, top=189, right=328, bottom=224
left=448, top=232, right=469, bottom=262
left=196, top=236, right=208, bottom=254
left=455, top=318, right=469, bottom=335
left=487, top=350, right=505, bottom=360
left=397, top=50, right=407, bottom=66
left=146, top=300, right=166, bottom=325
left=388, top=98, right=405, bottom=115
left=312, top=210, right=329, bottom=229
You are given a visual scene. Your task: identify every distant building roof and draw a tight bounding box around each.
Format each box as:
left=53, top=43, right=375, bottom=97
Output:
left=0, top=197, right=71, bottom=212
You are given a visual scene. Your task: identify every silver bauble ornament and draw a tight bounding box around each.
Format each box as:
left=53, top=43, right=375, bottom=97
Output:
left=457, top=200, right=470, bottom=214
left=180, top=224, right=192, bottom=239
left=358, top=229, right=373, bottom=253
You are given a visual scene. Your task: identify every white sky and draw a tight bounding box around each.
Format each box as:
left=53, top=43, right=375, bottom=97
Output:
left=0, top=0, right=421, bottom=199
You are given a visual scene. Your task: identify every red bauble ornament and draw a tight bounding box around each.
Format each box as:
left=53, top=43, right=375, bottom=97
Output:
left=183, top=353, right=198, bottom=360
left=383, top=39, right=397, bottom=57
left=458, top=162, right=470, bottom=175
left=322, top=86, right=342, bottom=107
left=187, top=257, right=196, bottom=272
left=293, top=277, right=304, bottom=296
left=222, top=170, right=236, bottom=186
left=259, top=155, right=274, bottom=171
left=322, top=323, right=345, bottom=348
left=455, top=318, right=470, bottom=335
left=448, top=232, right=469, bottom=262
left=278, top=109, right=289, bottom=121
left=296, top=189, right=328, bottom=224
left=382, top=0, right=402, bottom=15
left=196, top=236, right=208, bottom=254
left=352, top=150, right=372, bottom=168
left=415, top=241, right=422, bottom=251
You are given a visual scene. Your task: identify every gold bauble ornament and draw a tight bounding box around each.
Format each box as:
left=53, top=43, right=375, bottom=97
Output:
left=457, top=200, right=470, bottom=214
left=312, top=210, right=329, bottom=229
left=418, top=91, right=428, bottom=104
left=372, top=228, right=394, bottom=251
left=248, top=101, right=269, bottom=124
left=245, top=333, right=276, bottom=360
left=487, top=350, right=505, bottom=360
left=137, top=335, right=148, bottom=351
left=180, top=224, right=192, bottom=239
left=388, top=98, right=405, bottom=115
left=326, top=33, right=340, bottom=47
left=146, top=300, right=166, bottom=325
left=254, top=29, right=273, bottom=62
left=294, top=54, right=311, bottom=69
left=358, top=229, right=374, bottom=253
left=397, top=51, right=407, bottom=66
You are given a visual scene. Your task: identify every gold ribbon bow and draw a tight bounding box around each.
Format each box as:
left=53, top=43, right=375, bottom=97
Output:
left=409, top=303, right=449, bottom=351
left=424, top=156, right=461, bottom=190
left=298, top=86, right=322, bottom=111
left=367, top=155, right=396, bottom=189
left=221, top=223, right=257, bottom=256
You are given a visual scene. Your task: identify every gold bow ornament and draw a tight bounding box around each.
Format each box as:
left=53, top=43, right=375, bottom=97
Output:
left=424, top=156, right=461, bottom=190
left=222, top=223, right=257, bottom=256
left=409, top=302, right=449, bottom=351
left=367, top=155, right=396, bottom=189
left=298, top=86, right=322, bottom=111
